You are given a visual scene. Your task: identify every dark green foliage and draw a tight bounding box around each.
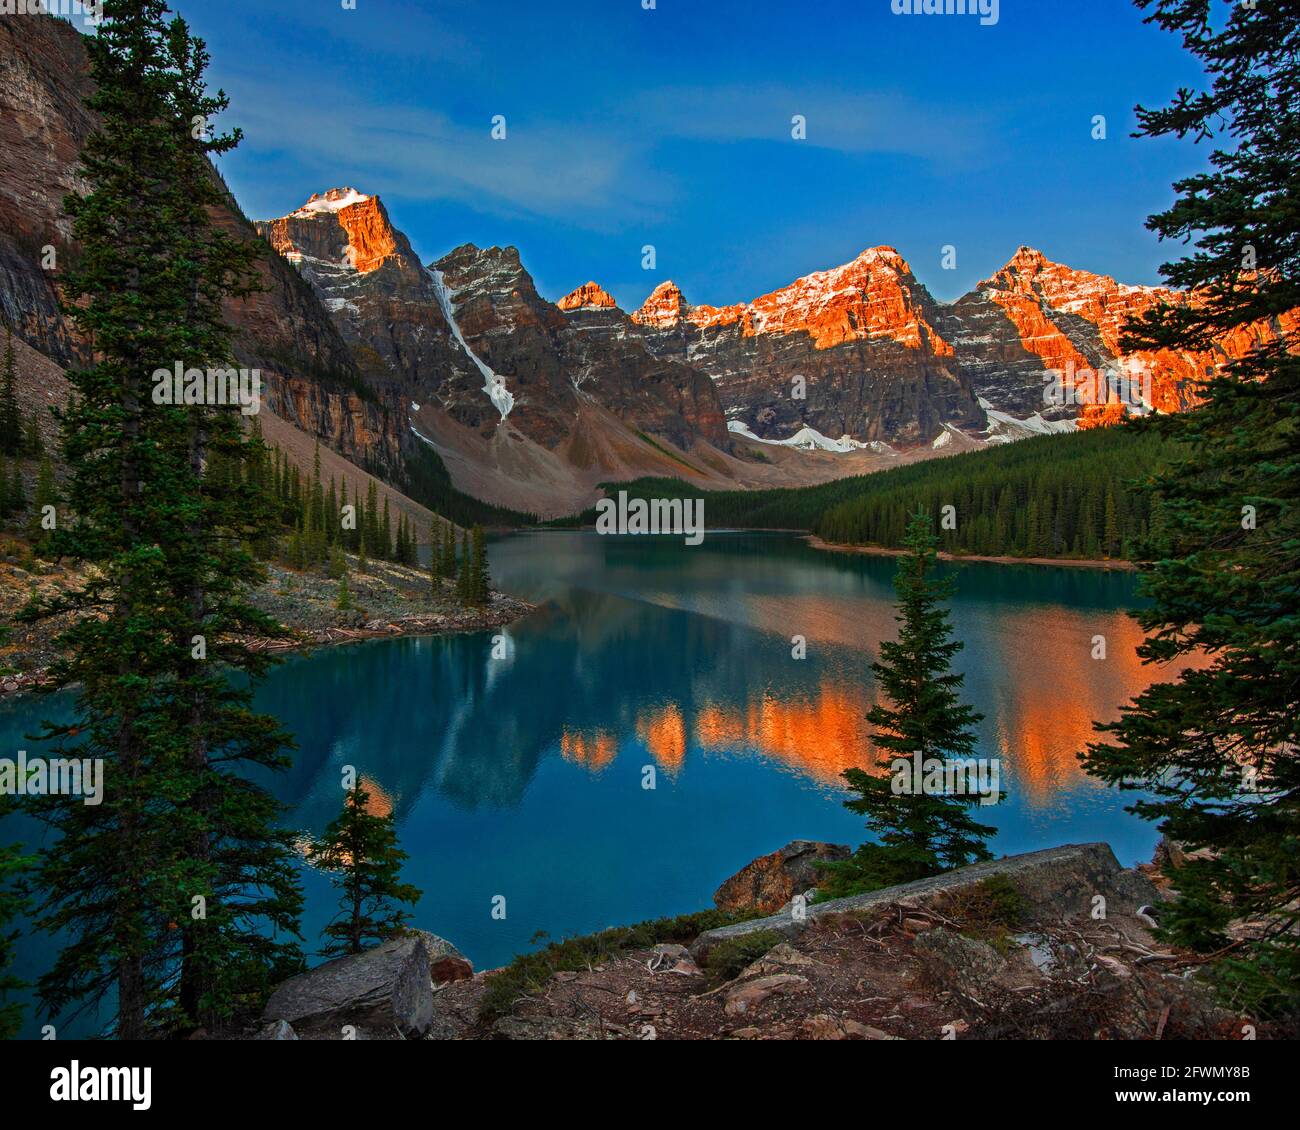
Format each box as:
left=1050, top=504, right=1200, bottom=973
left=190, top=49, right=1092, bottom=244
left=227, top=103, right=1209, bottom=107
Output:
left=0, top=801, right=30, bottom=1040
left=702, top=930, right=785, bottom=981
left=1083, top=0, right=1300, bottom=1024
left=477, top=907, right=762, bottom=1022
left=0, top=330, right=20, bottom=457
left=306, top=784, right=422, bottom=957
left=19, top=0, right=303, bottom=1037
left=821, top=512, right=997, bottom=899
left=455, top=527, right=471, bottom=600
left=27, top=454, right=56, bottom=551
left=402, top=443, right=536, bottom=528
left=468, top=524, right=490, bottom=604
left=558, top=426, right=1171, bottom=560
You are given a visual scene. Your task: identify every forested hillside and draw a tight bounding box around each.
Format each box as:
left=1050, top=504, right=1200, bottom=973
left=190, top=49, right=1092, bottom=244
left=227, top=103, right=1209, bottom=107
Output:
left=563, top=425, right=1174, bottom=562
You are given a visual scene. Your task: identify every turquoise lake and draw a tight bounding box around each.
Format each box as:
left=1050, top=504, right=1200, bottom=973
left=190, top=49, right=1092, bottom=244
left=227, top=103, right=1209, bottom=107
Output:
left=1, top=531, right=1169, bottom=1036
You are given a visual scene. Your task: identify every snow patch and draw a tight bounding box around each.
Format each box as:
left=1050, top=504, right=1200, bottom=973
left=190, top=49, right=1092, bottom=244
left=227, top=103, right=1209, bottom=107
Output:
left=727, top=420, right=880, bottom=453
left=428, top=266, right=515, bottom=421
left=291, top=188, right=371, bottom=216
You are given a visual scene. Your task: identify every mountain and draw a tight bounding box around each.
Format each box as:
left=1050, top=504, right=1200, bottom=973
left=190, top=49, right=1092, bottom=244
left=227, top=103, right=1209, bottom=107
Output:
left=943, top=245, right=1296, bottom=430
left=2, top=14, right=1295, bottom=521
left=631, top=247, right=985, bottom=447
left=631, top=244, right=1296, bottom=448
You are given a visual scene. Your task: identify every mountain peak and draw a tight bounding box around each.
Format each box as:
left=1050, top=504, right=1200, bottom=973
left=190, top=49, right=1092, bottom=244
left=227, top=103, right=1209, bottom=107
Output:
left=557, top=281, right=618, bottom=311
left=261, top=188, right=399, bottom=274
left=631, top=280, right=687, bottom=328
left=289, top=187, right=374, bottom=217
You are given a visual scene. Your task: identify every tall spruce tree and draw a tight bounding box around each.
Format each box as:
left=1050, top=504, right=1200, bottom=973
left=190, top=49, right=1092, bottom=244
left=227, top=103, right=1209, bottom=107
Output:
left=470, top=524, right=490, bottom=604
left=307, top=783, right=422, bottom=957
left=0, top=804, right=30, bottom=1041
left=1082, top=0, right=1300, bottom=1023
left=21, top=0, right=302, bottom=1037
left=822, top=511, right=996, bottom=898
left=0, top=329, right=20, bottom=457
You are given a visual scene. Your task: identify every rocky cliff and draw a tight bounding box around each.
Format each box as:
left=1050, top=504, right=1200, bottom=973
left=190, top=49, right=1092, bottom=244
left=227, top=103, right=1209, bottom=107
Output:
left=943, top=246, right=1296, bottom=428
left=632, top=248, right=985, bottom=446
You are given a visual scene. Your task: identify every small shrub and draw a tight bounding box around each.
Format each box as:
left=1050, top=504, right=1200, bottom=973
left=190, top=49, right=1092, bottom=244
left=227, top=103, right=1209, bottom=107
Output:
left=703, top=929, right=785, bottom=982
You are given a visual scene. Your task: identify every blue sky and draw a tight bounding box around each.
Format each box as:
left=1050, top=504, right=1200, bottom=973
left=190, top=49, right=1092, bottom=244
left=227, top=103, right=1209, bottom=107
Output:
left=185, top=0, right=1212, bottom=307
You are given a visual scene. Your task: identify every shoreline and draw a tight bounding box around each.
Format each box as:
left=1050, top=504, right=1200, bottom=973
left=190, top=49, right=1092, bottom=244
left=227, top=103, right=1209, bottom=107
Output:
left=804, top=535, right=1138, bottom=571
left=1, top=596, right=535, bottom=701
left=239, top=595, right=535, bottom=657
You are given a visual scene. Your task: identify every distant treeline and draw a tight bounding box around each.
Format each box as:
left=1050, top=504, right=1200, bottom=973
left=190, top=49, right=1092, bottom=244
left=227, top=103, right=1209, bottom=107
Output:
left=555, top=425, right=1175, bottom=561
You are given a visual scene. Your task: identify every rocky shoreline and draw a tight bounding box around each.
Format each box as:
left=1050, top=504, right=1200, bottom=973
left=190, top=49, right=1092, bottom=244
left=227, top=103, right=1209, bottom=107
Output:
left=248, top=840, right=1268, bottom=1041
left=806, top=535, right=1138, bottom=571
left=0, top=548, right=534, bottom=699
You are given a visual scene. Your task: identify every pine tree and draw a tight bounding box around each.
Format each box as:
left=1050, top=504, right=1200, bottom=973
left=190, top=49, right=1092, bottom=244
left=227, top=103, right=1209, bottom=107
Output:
left=23, top=413, right=43, bottom=461
left=381, top=496, right=392, bottom=561
left=21, top=0, right=303, bottom=1037
left=439, top=520, right=457, bottom=578
left=429, top=520, right=442, bottom=594
left=27, top=454, right=55, bottom=551
left=364, top=480, right=380, bottom=559
left=455, top=527, right=471, bottom=600
left=1082, top=0, right=1300, bottom=1024
left=470, top=524, right=490, bottom=604
left=0, top=330, right=20, bottom=458
left=307, top=784, right=422, bottom=957
left=336, top=569, right=352, bottom=612
left=0, top=806, right=30, bottom=1040
left=821, top=511, right=997, bottom=898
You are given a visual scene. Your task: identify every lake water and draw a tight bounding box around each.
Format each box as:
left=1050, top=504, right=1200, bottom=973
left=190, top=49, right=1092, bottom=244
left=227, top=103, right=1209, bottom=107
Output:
left=1, top=531, right=1167, bottom=1036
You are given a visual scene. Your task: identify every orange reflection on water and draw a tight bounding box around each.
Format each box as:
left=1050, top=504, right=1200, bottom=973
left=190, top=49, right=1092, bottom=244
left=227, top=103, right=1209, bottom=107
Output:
left=637, top=705, right=688, bottom=771
left=359, top=776, right=394, bottom=818
left=560, top=728, right=619, bottom=772
left=977, top=605, right=1206, bottom=805
left=695, top=681, right=874, bottom=783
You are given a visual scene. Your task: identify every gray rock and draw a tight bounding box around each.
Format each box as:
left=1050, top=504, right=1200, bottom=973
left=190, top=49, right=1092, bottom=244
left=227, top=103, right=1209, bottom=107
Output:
left=402, top=928, right=474, bottom=982
left=692, top=843, right=1159, bottom=963
left=254, top=1019, right=299, bottom=1041
left=262, top=933, right=435, bottom=1038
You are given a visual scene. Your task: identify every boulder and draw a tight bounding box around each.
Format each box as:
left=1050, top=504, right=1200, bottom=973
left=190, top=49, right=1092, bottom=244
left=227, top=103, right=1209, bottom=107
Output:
left=254, top=1019, right=299, bottom=1041
left=723, top=973, right=808, bottom=1016
left=403, top=928, right=474, bottom=983
left=713, top=840, right=851, bottom=914
left=693, top=843, right=1160, bottom=963
left=262, top=933, right=436, bottom=1038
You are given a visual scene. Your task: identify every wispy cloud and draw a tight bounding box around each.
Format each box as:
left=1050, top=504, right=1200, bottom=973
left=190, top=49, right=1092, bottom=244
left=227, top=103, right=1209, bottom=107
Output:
left=628, top=83, right=992, bottom=163
left=225, top=74, right=662, bottom=225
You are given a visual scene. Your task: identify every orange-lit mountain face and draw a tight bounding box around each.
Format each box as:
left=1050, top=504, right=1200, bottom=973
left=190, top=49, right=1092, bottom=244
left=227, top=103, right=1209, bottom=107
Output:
left=557, top=281, right=619, bottom=311
left=632, top=248, right=983, bottom=447
left=948, top=246, right=1296, bottom=428
left=632, top=244, right=1297, bottom=445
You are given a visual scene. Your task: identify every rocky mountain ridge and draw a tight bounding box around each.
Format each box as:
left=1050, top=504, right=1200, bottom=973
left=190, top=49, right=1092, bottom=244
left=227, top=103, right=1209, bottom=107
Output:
left=3, top=14, right=1295, bottom=519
